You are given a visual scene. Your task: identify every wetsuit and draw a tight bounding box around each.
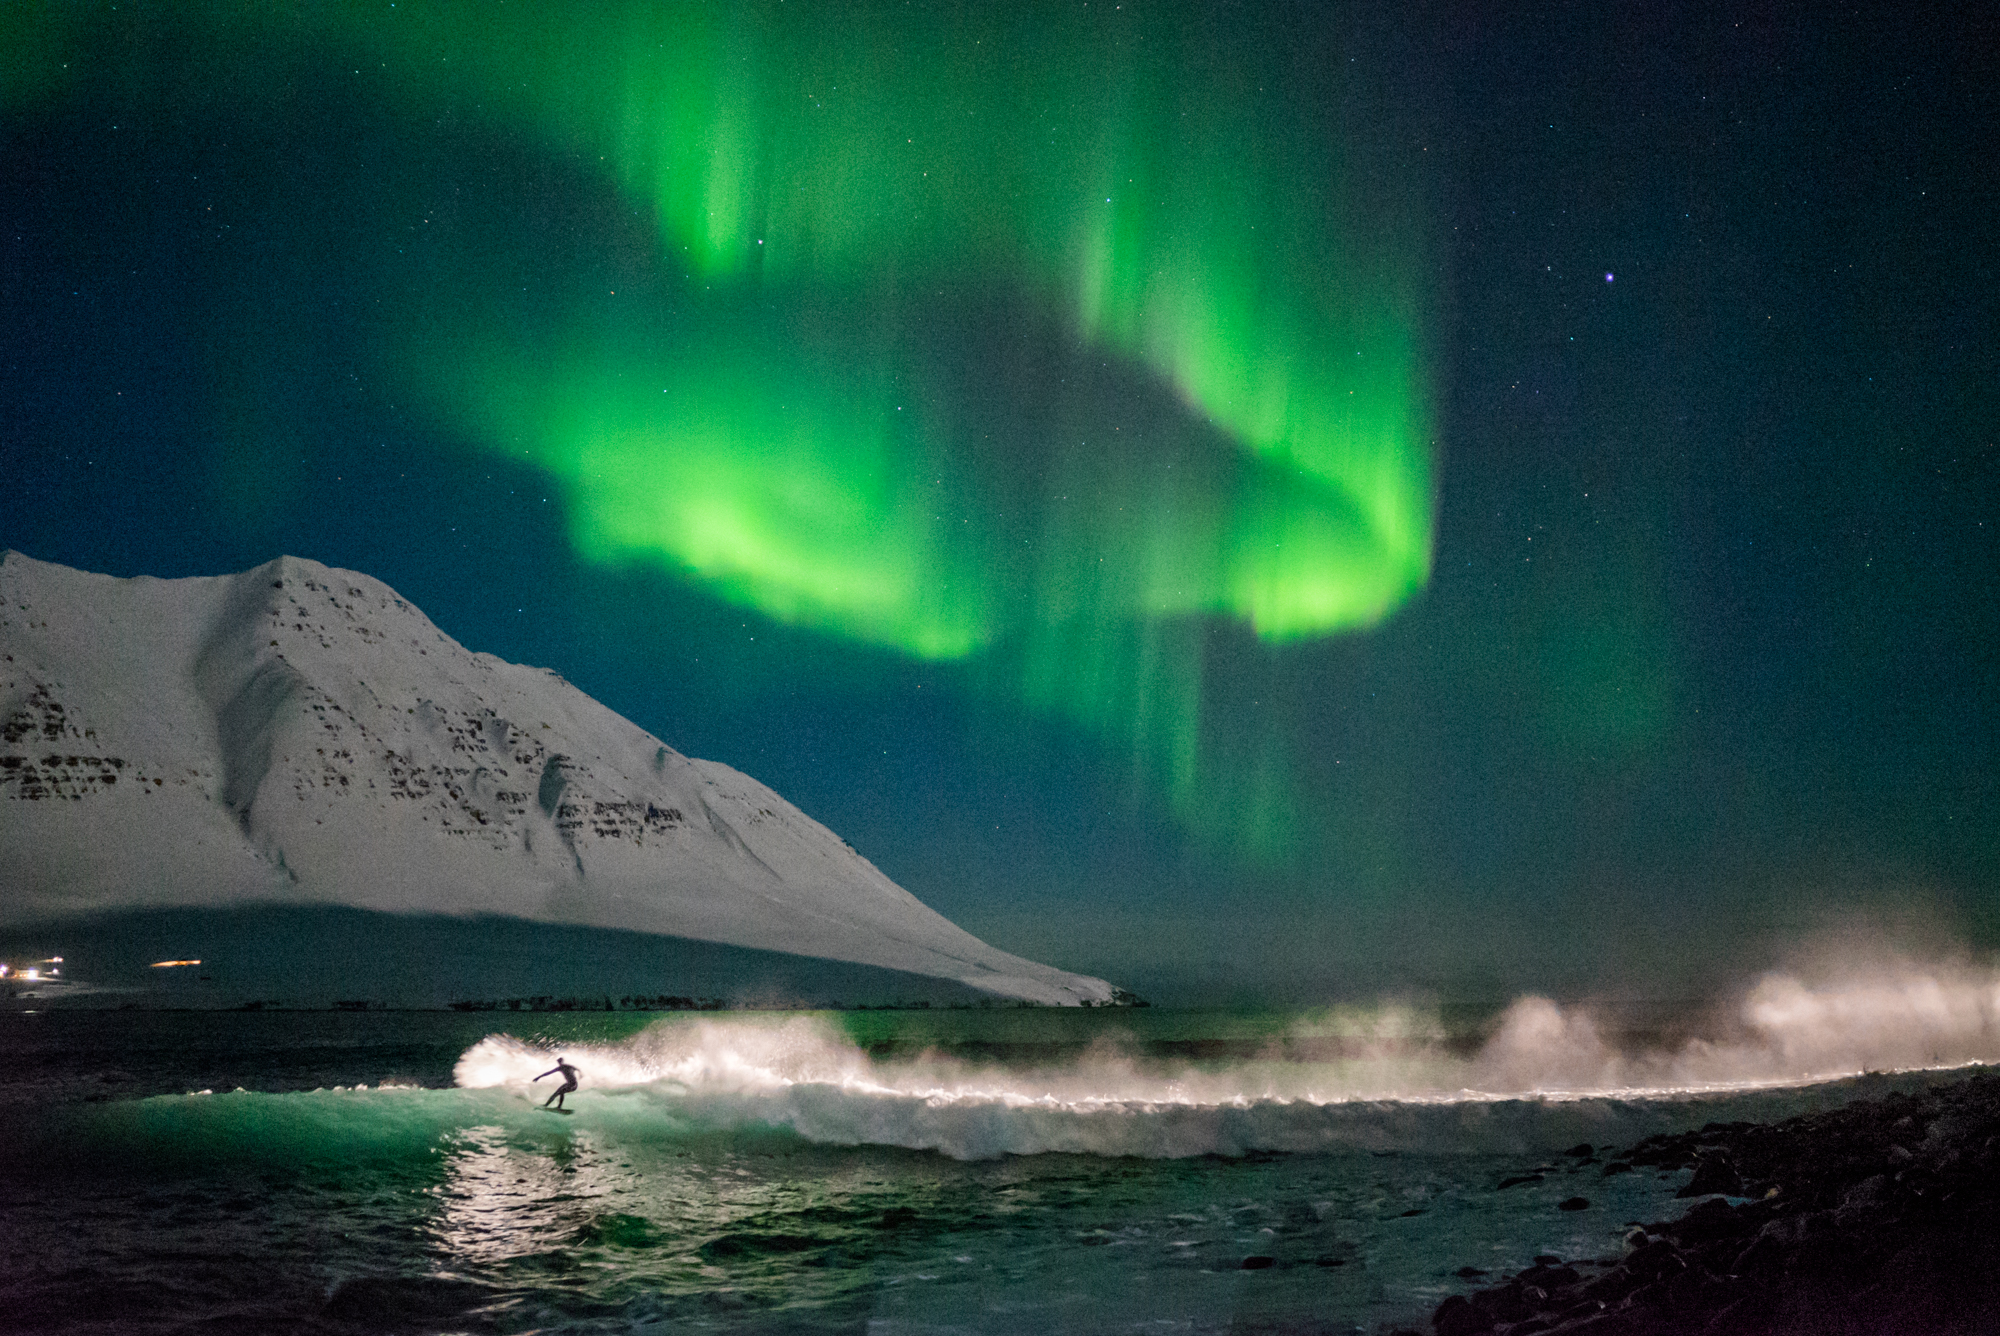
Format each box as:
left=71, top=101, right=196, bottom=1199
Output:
left=536, top=1061, right=580, bottom=1108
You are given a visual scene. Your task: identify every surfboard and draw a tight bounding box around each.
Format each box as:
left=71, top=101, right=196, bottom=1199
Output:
left=540, top=1107, right=574, bottom=1115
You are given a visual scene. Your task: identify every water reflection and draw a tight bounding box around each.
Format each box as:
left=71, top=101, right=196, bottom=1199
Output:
left=429, top=1124, right=626, bottom=1266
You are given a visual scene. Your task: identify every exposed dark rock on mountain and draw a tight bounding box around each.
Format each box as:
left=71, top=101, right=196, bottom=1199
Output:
left=1, top=552, right=1114, bottom=1005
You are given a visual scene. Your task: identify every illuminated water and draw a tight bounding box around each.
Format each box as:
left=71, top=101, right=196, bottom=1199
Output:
left=2, top=1001, right=1990, bottom=1335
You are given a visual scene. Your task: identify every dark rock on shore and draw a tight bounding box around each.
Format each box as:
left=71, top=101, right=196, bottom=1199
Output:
left=1675, top=1153, right=1744, bottom=1199
left=1429, top=1069, right=2000, bottom=1335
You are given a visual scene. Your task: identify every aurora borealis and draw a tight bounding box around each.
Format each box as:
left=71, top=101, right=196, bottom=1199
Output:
left=4, top=1, right=1995, bottom=1000
left=416, top=0, right=1435, bottom=862
left=7, top=0, right=1433, bottom=857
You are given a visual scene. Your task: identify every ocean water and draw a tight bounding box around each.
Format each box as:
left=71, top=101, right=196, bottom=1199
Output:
left=3, top=996, right=1993, bottom=1336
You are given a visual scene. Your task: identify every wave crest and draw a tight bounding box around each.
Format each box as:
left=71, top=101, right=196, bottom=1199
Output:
left=445, top=964, right=2000, bottom=1159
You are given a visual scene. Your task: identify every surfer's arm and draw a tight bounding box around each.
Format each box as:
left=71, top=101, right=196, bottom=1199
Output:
left=534, top=1066, right=556, bottom=1080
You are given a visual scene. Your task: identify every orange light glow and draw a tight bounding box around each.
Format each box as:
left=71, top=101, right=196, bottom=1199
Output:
left=150, top=959, right=203, bottom=968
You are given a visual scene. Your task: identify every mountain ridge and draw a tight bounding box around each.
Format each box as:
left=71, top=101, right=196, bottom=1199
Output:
left=0, top=551, right=1113, bottom=1005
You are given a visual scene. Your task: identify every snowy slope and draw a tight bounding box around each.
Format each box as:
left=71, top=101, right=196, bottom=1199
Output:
left=0, top=552, right=1113, bottom=1005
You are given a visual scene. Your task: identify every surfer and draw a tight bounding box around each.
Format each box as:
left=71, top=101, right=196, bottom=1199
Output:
left=535, top=1056, right=581, bottom=1110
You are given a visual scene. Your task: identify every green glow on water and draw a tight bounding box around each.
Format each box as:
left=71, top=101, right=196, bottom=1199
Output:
left=6, top=1, right=1437, bottom=857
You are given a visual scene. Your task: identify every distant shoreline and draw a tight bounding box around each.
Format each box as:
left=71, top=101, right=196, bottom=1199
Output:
left=0, top=903, right=1136, bottom=1012
left=0, top=994, right=1143, bottom=1014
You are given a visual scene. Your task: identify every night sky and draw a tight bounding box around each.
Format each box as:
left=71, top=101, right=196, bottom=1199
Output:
left=4, top=2, right=1994, bottom=1004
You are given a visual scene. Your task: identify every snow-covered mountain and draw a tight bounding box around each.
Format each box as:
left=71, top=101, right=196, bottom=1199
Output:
left=0, top=552, right=1113, bottom=1005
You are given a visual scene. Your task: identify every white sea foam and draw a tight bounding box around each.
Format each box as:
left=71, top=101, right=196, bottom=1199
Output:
left=450, top=961, right=2000, bottom=1160
left=1473, top=963, right=2000, bottom=1093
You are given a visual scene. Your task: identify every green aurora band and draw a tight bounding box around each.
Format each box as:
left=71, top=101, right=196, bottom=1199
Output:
left=7, top=2, right=1436, bottom=858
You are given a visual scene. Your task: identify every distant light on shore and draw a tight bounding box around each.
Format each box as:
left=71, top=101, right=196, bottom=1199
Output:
left=150, top=959, right=203, bottom=968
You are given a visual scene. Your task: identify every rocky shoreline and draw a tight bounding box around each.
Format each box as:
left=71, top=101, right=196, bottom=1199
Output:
left=1425, top=1069, right=2000, bottom=1335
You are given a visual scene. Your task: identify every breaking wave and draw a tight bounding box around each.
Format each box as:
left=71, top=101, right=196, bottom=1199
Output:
left=19, top=960, right=1997, bottom=1171
left=439, top=962, right=2000, bottom=1160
